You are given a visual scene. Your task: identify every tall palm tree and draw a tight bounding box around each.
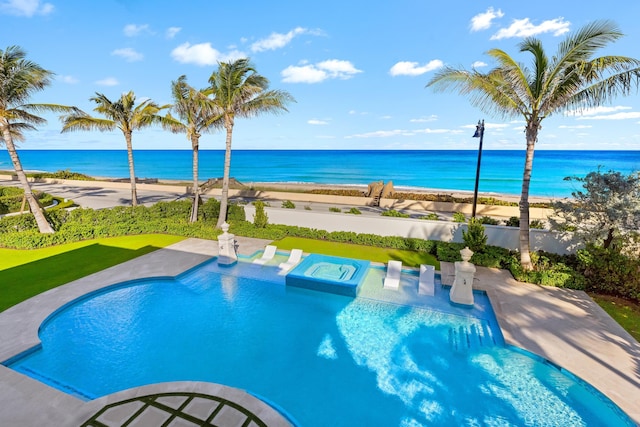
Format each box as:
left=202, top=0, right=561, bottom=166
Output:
left=0, top=45, right=77, bottom=233
left=164, top=75, right=221, bottom=222
left=207, top=58, right=295, bottom=228
left=427, top=20, right=640, bottom=269
left=61, top=91, right=168, bottom=206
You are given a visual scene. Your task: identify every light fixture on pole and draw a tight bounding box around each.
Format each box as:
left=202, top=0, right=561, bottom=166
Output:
left=471, top=119, right=485, bottom=218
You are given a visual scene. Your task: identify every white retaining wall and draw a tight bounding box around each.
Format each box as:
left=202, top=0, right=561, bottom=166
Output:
left=244, top=205, right=581, bottom=255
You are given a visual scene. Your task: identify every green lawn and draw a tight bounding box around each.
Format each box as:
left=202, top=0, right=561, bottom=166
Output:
left=0, top=234, right=185, bottom=312
left=273, top=236, right=440, bottom=269
left=590, top=294, right=640, bottom=342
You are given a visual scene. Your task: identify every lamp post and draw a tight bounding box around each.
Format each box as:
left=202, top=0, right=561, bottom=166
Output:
left=471, top=119, right=485, bottom=218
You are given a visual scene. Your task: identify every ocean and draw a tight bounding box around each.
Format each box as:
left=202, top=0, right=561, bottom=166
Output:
left=1, top=149, right=639, bottom=198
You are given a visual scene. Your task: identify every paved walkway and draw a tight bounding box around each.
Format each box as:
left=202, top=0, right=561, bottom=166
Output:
left=441, top=262, right=640, bottom=424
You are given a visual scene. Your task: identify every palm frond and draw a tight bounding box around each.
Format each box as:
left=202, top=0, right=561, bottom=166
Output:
left=61, top=114, right=116, bottom=133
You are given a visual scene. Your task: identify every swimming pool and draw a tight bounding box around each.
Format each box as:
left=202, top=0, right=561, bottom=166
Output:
left=4, top=259, right=634, bottom=426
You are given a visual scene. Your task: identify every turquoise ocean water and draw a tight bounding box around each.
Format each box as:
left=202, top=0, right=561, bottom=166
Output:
left=1, top=149, right=639, bottom=198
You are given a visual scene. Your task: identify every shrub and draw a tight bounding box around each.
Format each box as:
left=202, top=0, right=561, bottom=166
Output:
left=420, top=213, right=439, bottom=221
left=505, top=216, right=519, bottom=227
left=436, top=241, right=465, bottom=262
left=576, top=245, right=640, bottom=303
left=505, top=216, right=545, bottom=229
left=507, top=251, right=586, bottom=290
left=462, top=217, right=487, bottom=253
left=29, top=169, right=95, bottom=180
left=346, top=207, right=361, bottom=215
left=198, top=199, right=245, bottom=223
left=282, top=200, right=296, bottom=209
left=452, top=212, right=466, bottom=223
left=478, top=216, right=500, bottom=225
left=253, top=200, right=268, bottom=228
left=530, top=219, right=545, bottom=229
left=329, top=207, right=341, bottom=212
left=382, top=209, right=409, bottom=218
left=0, top=187, right=55, bottom=214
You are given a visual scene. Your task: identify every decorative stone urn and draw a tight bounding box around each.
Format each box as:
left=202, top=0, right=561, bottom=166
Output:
left=449, top=246, right=476, bottom=306
left=217, top=222, right=238, bottom=266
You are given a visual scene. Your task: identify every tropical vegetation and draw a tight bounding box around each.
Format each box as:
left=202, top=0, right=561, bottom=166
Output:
left=61, top=91, right=169, bottom=206
left=0, top=45, right=77, bottom=233
left=206, top=58, right=295, bottom=228
left=163, top=75, right=221, bottom=221
left=427, top=20, right=640, bottom=270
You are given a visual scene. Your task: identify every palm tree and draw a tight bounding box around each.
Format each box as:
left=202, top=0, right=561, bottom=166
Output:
left=427, top=20, right=640, bottom=269
left=207, top=58, right=295, bottom=228
left=0, top=45, right=77, bottom=233
left=164, top=75, right=221, bottom=222
left=61, top=91, right=168, bottom=206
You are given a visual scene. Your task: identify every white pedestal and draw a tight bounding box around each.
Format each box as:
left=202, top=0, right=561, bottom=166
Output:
left=217, top=222, right=238, bottom=266
left=450, top=260, right=475, bottom=306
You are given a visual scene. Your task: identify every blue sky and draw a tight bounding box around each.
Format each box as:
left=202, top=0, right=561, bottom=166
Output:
left=4, top=0, right=640, bottom=150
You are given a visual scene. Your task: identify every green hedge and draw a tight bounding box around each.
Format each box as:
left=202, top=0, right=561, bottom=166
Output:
left=576, top=245, right=640, bottom=303
left=0, top=198, right=245, bottom=249
left=0, top=187, right=54, bottom=214
left=2, top=200, right=637, bottom=303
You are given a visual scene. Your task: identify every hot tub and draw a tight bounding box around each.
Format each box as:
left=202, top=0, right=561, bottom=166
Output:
left=285, top=254, right=370, bottom=296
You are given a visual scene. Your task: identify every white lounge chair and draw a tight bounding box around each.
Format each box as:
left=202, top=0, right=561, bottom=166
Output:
left=279, top=249, right=304, bottom=271
left=418, top=264, right=435, bottom=296
left=383, top=260, right=402, bottom=289
left=253, top=245, right=277, bottom=265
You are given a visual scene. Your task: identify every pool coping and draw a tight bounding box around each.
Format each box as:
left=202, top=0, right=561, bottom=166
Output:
left=1, top=238, right=639, bottom=425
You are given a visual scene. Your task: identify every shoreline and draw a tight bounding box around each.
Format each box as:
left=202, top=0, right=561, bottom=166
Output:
left=241, top=181, right=553, bottom=204
left=0, top=170, right=557, bottom=203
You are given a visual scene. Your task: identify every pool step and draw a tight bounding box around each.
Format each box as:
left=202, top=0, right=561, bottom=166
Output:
left=448, top=322, right=496, bottom=351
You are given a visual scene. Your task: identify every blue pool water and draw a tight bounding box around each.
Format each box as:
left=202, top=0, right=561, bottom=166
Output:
left=5, top=260, right=634, bottom=426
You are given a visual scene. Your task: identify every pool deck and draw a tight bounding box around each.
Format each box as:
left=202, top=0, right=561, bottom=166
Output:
left=0, top=237, right=639, bottom=425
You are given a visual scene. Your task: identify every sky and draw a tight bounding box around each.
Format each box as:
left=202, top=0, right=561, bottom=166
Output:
left=4, top=0, right=640, bottom=151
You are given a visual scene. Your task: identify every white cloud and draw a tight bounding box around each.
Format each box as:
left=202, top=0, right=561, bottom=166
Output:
left=281, top=64, right=326, bottom=83
left=577, top=112, right=640, bottom=120
left=58, top=75, right=78, bottom=84
left=389, top=60, right=443, bottom=77
left=416, top=128, right=456, bottom=134
left=461, top=122, right=509, bottom=130
left=0, top=0, right=53, bottom=16
left=472, top=61, right=487, bottom=68
left=282, top=59, right=362, bottom=83
left=470, top=7, right=504, bottom=31
left=251, top=27, right=309, bottom=52
left=95, top=77, right=119, bottom=86
left=410, top=115, right=438, bottom=123
left=558, top=125, right=592, bottom=129
left=171, top=42, right=246, bottom=66
left=567, top=105, right=631, bottom=116
left=123, top=24, right=151, bottom=37
left=491, top=17, right=570, bottom=40
left=347, top=127, right=459, bottom=138
left=112, top=48, right=143, bottom=62
left=308, top=119, right=329, bottom=125
left=166, top=27, right=181, bottom=39
left=348, top=129, right=415, bottom=138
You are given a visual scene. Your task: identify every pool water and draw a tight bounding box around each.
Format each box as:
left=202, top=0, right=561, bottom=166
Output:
left=5, top=260, right=634, bottom=427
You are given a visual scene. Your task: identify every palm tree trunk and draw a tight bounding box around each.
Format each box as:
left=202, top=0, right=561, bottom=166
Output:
left=1, top=126, right=54, bottom=233
left=190, top=135, right=200, bottom=223
left=124, top=131, right=138, bottom=206
left=519, top=121, right=539, bottom=270
left=216, top=119, right=233, bottom=228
